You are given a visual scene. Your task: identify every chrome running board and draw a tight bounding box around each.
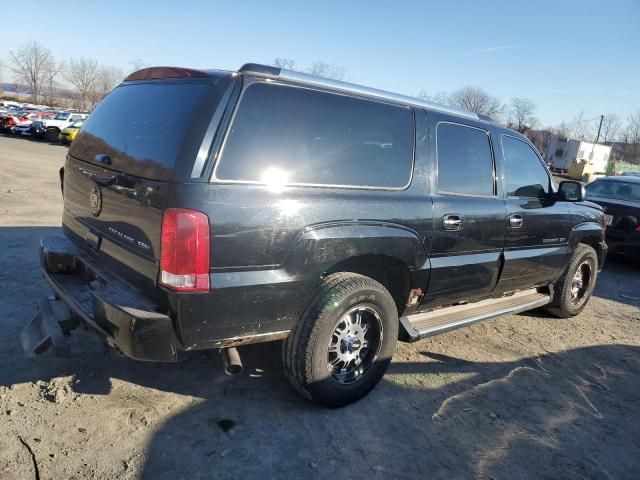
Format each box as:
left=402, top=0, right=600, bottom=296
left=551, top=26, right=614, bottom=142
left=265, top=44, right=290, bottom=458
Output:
left=400, top=289, right=551, bottom=342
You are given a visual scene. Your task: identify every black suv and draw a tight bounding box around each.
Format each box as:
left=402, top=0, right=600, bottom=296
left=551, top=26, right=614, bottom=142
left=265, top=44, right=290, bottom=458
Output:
left=22, top=64, right=607, bottom=407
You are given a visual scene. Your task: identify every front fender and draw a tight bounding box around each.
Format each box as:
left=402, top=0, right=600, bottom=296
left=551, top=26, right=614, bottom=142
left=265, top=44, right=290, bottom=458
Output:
left=569, top=221, right=607, bottom=267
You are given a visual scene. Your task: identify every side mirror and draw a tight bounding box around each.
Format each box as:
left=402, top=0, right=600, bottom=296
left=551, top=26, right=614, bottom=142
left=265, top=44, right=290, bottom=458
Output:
left=559, top=180, right=585, bottom=202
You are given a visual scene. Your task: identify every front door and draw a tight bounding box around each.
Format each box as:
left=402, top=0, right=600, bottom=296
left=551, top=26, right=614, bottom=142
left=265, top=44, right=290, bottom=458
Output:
left=495, top=134, right=573, bottom=292
left=419, top=116, right=506, bottom=309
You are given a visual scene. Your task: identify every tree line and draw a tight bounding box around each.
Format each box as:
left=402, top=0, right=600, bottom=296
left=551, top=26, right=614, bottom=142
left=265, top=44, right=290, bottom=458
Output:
left=0, top=41, right=137, bottom=111
left=1, top=48, right=638, bottom=163
left=271, top=57, right=639, bottom=163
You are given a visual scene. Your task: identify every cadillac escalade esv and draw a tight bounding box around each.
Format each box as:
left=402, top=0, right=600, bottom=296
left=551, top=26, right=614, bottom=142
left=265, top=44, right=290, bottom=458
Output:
left=22, top=64, right=607, bottom=407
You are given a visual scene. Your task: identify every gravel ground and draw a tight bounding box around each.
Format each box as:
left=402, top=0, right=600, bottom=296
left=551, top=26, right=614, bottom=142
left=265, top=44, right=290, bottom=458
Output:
left=1, top=135, right=639, bottom=480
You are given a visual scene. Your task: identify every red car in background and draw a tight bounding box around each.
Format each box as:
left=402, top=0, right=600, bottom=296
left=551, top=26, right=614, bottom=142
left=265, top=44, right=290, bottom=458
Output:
left=1, top=111, right=57, bottom=133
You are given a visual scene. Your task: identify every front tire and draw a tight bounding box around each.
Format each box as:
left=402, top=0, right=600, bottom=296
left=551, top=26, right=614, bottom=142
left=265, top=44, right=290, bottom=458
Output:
left=547, top=244, right=598, bottom=318
left=283, top=272, right=398, bottom=407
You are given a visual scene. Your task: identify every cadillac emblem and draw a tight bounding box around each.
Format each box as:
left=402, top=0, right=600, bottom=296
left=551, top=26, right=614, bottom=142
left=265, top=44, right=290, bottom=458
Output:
left=89, top=185, right=103, bottom=217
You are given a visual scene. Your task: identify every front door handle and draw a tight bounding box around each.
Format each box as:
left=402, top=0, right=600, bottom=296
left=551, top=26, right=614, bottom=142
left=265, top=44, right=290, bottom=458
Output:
left=443, top=214, right=463, bottom=231
left=509, top=214, right=523, bottom=228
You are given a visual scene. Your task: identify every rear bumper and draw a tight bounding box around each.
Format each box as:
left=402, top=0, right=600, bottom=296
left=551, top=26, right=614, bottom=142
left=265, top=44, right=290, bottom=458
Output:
left=32, top=236, right=179, bottom=361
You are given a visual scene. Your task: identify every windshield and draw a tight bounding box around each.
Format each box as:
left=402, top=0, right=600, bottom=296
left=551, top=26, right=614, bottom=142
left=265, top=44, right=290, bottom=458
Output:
left=54, top=112, right=70, bottom=121
left=586, top=180, right=640, bottom=202
left=69, top=119, right=84, bottom=128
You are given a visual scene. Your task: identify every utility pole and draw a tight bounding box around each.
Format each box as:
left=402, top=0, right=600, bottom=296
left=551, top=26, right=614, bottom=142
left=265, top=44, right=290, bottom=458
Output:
left=590, top=114, right=605, bottom=162
left=594, top=114, right=604, bottom=144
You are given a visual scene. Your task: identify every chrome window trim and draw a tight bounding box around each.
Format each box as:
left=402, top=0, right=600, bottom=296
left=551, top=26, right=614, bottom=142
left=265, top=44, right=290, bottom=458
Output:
left=211, top=80, right=416, bottom=191
left=435, top=121, right=497, bottom=198
left=278, top=68, right=479, bottom=120
left=190, top=80, right=236, bottom=178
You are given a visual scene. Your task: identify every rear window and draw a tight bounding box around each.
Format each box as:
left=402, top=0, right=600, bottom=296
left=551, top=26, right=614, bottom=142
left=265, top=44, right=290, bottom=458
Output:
left=215, top=82, right=414, bottom=188
left=70, top=81, right=218, bottom=181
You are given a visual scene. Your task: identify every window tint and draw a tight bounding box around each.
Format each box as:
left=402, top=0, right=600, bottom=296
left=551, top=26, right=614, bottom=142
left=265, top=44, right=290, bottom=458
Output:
left=437, top=123, right=494, bottom=195
left=216, top=83, right=414, bottom=188
left=502, top=136, right=549, bottom=197
left=71, top=82, right=217, bottom=181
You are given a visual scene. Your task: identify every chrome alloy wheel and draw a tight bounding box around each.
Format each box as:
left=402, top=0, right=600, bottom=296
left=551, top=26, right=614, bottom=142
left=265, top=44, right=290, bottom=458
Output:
left=570, top=260, right=592, bottom=306
left=327, top=306, right=383, bottom=384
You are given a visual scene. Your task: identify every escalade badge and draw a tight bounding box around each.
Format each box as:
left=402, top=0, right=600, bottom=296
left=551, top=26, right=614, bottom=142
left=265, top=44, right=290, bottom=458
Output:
left=89, top=185, right=103, bottom=217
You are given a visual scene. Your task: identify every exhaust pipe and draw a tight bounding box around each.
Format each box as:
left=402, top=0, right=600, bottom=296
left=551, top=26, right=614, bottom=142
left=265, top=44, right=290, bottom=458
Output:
left=221, top=347, right=242, bottom=375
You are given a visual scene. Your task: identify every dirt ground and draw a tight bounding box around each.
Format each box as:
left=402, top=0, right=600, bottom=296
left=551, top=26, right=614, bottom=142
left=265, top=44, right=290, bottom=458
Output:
left=1, top=134, right=639, bottom=480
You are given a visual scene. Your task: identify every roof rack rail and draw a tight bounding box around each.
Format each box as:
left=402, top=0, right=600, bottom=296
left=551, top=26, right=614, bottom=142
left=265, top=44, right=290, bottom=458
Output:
left=238, top=63, right=479, bottom=120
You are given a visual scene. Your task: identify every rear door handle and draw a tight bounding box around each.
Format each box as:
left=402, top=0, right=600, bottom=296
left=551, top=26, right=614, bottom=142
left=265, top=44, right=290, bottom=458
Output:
left=443, top=214, right=463, bottom=231
left=509, top=214, right=523, bottom=228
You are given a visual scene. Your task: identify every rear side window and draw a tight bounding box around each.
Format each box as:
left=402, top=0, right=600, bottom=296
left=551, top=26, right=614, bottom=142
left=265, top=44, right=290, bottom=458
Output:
left=502, top=135, right=550, bottom=197
left=71, top=82, right=217, bottom=181
left=215, top=82, right=414, bottom=188
left=437, top=123, right=494, bottom=196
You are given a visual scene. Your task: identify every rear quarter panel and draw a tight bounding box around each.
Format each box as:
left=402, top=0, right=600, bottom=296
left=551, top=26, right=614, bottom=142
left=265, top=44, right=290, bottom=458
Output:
left=165, top=182, right=434, bottom=348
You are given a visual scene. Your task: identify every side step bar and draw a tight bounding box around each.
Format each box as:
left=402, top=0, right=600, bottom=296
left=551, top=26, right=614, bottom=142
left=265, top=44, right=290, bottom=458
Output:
left=400, top=289, right=551, bottom=342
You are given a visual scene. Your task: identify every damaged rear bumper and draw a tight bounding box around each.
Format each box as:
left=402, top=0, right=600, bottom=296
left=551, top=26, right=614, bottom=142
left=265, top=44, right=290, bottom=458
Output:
left=22, top=236, right=179, bottom=361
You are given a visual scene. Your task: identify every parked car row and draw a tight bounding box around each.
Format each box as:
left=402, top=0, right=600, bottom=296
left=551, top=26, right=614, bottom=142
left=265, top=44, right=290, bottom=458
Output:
left=0, top=101, right=88, bottom=144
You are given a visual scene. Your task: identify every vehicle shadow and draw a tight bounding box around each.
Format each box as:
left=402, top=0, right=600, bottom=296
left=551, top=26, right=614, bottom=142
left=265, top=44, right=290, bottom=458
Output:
left=2, top=227, right=640, bottom=478
left=593, top=253, right=640, bottom=308
left=3, top=337, right=639, bottom=478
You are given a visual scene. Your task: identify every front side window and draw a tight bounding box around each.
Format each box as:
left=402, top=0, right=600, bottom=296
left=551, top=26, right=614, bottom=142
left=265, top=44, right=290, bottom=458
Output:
left=502, top=135, right=550, bottom=198
left=436, top=123, right=494, bottom=196
left=216, top=82, right=414, bottom=188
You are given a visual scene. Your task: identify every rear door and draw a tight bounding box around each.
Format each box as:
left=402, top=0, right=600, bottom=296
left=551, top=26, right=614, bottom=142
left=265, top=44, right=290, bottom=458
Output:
left=63, top=76, right=234, bottom=289
left=494, top=134, right=572, bottom=292
left=419, top=114, right=506, bottom=309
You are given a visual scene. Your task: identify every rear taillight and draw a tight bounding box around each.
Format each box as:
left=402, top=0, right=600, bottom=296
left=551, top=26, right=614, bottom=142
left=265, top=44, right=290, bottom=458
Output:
left=159, top=208, right=210, bottom=292
left=634, top=224, right=640, bottom=232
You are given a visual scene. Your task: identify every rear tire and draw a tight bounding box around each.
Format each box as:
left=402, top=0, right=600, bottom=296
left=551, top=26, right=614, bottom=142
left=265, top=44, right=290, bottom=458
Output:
left=547, top=244, right=598, bottom=318
left=282, top=272, right=398, bottom=408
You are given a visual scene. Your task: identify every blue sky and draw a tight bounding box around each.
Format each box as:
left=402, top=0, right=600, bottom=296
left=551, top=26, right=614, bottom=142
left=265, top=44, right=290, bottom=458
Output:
left=1, top=0, right=638, bottom=126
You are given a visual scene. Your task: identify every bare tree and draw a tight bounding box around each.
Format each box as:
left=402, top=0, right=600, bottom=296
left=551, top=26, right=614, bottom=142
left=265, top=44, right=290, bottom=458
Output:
left=622, top=110, right=640, bottom=164
left=569, top=111, right=594, bottom=140
left=43, top=60, right=64, bottom=106
left=554, top=121, right=570, bottom=139
left=8, top=42, right=56, bottom=103
left=92, top=65, right=124, bottom=104
left=526, top=128, right=552, bottom=157
left=129, top=58, right=149, bottom=74
left=65, top=58, right=99, bottom=110
left=417, top=90, right=451, bottom=105
left=507, top=97, right=538, bottom=133
left=273, top=57, right=297, bottom=70
left=307, top=61, right=346, bottom=81
left=600, top=114, right=622, bottom=143
left=449, top=86, right=503, bottom=118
